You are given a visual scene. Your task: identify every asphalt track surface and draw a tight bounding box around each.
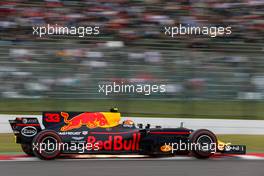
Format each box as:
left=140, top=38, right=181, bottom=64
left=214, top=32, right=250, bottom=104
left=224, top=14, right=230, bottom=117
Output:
left=0, top=159, right=263, bottom=176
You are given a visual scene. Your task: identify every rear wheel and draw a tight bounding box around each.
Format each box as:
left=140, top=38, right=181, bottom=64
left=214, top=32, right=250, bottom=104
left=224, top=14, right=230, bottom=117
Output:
left=21, top=144, right=34, bottom=156
left=189, top=129, right=217, bottom=159
left=32, top=130, right=62, bottom=160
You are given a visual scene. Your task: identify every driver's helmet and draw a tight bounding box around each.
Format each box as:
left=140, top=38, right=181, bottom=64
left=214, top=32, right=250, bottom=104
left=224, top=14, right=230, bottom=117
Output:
left=122, top=119, right=135, bottom=128
left=110, top=107, right=119, bottom=112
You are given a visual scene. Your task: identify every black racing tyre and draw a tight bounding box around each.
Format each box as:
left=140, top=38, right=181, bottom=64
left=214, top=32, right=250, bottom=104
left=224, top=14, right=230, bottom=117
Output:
left=32, top=130, right=62, bottom=160
left=21, top=143, right=34, bottom=156
left=188, top=129, right=218, bottom=159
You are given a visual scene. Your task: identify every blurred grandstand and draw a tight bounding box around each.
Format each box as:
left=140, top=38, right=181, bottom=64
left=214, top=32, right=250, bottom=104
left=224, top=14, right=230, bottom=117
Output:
left=0, top=0, right=264, bottom=118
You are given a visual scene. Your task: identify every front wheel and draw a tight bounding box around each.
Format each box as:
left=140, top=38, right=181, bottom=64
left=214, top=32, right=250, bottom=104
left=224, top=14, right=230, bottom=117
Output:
left=188, top=129, right=217, bottom=159
left=32, top=130, right=62, bottom=160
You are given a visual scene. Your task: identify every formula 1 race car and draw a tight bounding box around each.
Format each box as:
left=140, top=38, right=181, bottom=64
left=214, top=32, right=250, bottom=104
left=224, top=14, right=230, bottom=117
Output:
left=9, top=108, right=246, bottom=160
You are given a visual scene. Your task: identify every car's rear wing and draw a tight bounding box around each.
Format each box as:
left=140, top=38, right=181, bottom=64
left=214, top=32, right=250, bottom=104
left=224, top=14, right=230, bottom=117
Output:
left=9, top=117, right=42, bottom=144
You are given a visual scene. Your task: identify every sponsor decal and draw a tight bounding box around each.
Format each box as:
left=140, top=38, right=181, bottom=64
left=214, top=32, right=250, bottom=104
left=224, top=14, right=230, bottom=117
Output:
left=44, top=113, right=60, bottom=123
left=225, top=145, right=241, bottom=151
left=58, top=132, right=81, bottom=136
left=22, top=119, right=27, bottom=124
left=82, top=131, right=88, bottom=135
left=21, top=126, right=37, bottom=137
left=225, top=145, right=231, bottom=151
left=72, top=136, right=85, bottom=141
left=123, top=124, right=134, bottom=128
left=22, top=118, right=38, bottom=124
left=160, top=144, right=172, bottom=152
left=60, top=112, right=109, bottom=131
left=106, top=128, right=112, bottom=131
left=87, top=133, right=141, bottom=151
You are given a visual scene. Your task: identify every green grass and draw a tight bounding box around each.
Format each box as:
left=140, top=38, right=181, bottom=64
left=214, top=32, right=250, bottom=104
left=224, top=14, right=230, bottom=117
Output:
left=0, top=134, right=263, bottom=154
left=0, top=99, right=264, bottom=119
left=0, top=134, right=21, bottom=153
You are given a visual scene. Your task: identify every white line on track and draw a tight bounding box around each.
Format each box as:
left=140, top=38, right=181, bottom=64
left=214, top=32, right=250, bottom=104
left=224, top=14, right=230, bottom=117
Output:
left=2, top=114, right=264, bottom=134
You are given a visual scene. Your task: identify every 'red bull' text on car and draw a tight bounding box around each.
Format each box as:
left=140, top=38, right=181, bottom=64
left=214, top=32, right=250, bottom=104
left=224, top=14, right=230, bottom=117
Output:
left=9, top=108, right=246, bottom=160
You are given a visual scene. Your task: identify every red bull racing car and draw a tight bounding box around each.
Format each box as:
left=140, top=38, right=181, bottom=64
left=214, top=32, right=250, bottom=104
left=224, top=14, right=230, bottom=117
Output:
left=9, top=108, right=246, bottom=160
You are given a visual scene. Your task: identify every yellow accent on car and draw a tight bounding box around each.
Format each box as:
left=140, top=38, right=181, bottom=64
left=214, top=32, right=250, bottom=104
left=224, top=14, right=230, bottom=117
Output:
left=160, top=144, right=172, bottom=152
left=101, top=112, right=121, bottom=128
left=217, top=140, right=231, bottom=151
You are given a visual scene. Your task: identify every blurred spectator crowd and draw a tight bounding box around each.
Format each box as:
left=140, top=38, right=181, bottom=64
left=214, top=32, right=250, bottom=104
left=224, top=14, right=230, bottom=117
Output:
left=0, top=0, right=263, bottom=100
